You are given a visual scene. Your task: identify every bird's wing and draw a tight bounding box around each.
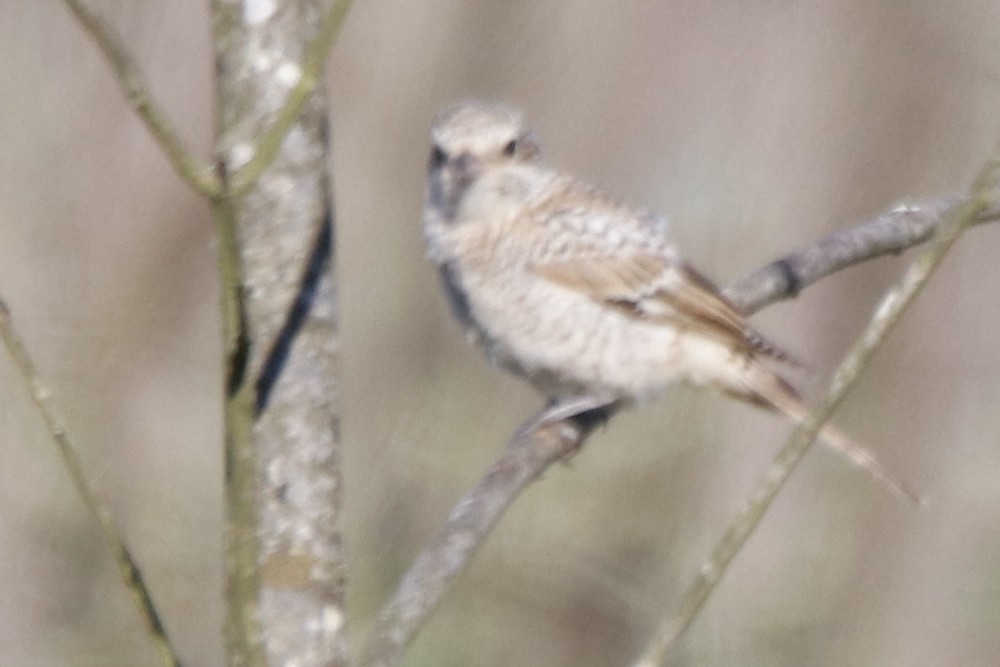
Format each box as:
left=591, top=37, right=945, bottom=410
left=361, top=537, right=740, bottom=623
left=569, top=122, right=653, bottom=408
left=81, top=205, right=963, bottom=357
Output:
left=528, top=200, right=793, bottom=362
left=535, top=253, right=751, bottom=345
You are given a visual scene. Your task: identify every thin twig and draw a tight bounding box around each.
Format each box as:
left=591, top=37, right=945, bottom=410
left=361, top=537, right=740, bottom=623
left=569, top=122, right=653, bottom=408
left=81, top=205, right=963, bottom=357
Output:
left=358, top=185, right=1000, bottom=667
left=227, top=0, right=354, bottom=198
left=633, top=153, right=1000, bottom=667
left=0, top=299, right=184, bottom=667
left=60, top=0, right=219, bottom=197
left=212, top=189, right=264, bottom=666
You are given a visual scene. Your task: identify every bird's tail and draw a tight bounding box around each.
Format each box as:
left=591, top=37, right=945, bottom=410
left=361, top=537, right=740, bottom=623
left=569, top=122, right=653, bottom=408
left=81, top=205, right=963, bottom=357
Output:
left=739, top=363, right=922, bottom=505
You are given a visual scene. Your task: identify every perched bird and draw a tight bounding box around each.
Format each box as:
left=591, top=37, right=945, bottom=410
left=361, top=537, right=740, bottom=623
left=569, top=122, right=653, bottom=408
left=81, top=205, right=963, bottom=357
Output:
left=422, top=100, right=916, bottom=502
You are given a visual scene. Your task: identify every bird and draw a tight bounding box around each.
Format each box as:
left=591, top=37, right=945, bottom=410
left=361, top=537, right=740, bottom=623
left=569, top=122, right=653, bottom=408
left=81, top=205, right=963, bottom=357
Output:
left=422, top=99, right=917, bottom=503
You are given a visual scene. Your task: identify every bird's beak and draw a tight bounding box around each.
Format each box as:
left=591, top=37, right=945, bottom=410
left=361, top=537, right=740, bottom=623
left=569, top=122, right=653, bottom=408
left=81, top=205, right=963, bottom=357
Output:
left=452, top=151, right=482, bottom=184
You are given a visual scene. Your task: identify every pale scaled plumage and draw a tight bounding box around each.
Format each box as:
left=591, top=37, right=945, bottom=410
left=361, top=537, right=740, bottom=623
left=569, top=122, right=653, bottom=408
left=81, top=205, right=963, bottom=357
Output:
left=422, top=100, right=917, bottom=502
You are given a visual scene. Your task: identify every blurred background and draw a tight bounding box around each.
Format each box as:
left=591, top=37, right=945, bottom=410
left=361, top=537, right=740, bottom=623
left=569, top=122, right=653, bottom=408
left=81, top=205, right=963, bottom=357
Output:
left=2, top=1, right=1000, bottom=665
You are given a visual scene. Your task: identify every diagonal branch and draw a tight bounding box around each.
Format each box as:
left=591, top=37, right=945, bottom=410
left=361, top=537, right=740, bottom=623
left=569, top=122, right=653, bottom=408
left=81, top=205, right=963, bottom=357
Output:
left=0, top=299, right=184, bottom=667
left=358, top=185, right=1000, bottom=667
left=359, top=416, right=601, bottom=667
left=725, top=193, right=1000, bottom=313
left=226, top=0, right=354, bottom=198
left=59, top=0, right=219, bottom=197
left=633, top=151, right=1000, bottom=667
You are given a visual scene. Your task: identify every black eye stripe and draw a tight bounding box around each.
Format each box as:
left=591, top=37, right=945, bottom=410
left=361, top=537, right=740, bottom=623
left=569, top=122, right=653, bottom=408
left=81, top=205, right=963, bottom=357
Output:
left=429, top=145, right=447, bottom=169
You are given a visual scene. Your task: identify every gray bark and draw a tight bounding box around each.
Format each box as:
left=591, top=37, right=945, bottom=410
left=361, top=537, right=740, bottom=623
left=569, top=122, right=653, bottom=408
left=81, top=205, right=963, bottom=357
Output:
left=212, top=2, right=345, bottom=665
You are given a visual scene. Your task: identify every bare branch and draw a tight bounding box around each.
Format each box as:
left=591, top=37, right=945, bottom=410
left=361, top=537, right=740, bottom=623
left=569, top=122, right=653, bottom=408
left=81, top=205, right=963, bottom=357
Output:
left=358, top=181, right=1000, bottom=666
left=0, top=299, right=184, bottom=667
left=725, top=193, right=1000, bottom=314
left=359, top=415, right=604, bottom=667
left=60, top=0, right=219, bottom=197
left=634, top=151, right=1000, bottom=667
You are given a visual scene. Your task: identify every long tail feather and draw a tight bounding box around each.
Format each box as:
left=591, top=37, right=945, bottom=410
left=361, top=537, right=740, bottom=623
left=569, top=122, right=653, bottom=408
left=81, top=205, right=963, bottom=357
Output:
left=743, top=364, right=922, bottom=505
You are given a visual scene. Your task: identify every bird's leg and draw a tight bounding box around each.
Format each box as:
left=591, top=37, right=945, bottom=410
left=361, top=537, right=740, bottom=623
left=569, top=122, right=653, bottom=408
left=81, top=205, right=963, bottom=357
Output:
left=511, top=394, right=620, bottom=461
left=539, top=394, right=619, bottom=428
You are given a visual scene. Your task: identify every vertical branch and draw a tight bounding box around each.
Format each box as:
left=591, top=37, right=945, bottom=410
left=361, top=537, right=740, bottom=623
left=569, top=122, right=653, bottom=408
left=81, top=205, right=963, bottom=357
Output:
left=211, top=1, right=347, bottom=665
left=214, top=189, right=264, bottom=667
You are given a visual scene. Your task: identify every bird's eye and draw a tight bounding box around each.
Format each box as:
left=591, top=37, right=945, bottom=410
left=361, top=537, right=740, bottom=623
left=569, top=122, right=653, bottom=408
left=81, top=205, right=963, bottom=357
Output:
left=502, top=139, right=518, bottom=156
left=429, top=145, right=447, bottom=169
